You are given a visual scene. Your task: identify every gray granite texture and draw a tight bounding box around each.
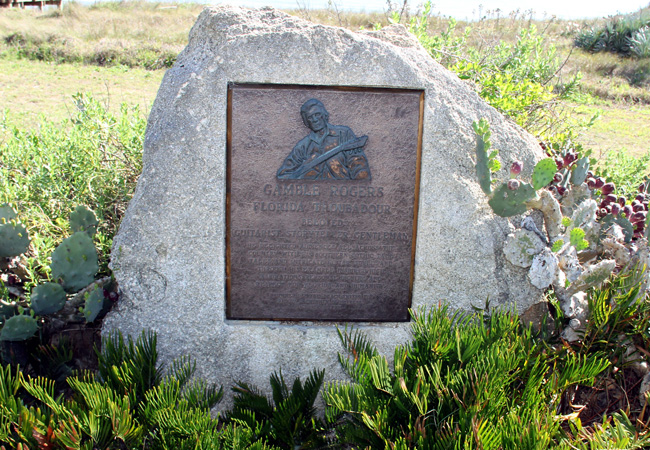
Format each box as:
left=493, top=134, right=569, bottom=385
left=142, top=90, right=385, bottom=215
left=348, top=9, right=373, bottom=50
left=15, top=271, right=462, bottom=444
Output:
left=104, top=6, right=546, bottom=407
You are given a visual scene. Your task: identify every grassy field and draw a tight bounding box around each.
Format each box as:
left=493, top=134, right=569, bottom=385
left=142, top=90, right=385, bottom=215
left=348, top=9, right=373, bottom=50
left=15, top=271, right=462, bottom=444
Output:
left=0, top=1, right=649, bottom=159
left=0, top=58, right=164, bottom=123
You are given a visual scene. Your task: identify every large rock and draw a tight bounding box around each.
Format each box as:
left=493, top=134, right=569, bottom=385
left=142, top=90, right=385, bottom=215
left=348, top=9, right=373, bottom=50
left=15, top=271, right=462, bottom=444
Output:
left=104, top=6, right=545, bottom=406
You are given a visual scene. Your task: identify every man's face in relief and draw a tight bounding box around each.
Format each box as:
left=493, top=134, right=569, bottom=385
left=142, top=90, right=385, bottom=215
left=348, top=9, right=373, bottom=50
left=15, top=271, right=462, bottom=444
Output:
left=305, top=105, right=327, bottom=132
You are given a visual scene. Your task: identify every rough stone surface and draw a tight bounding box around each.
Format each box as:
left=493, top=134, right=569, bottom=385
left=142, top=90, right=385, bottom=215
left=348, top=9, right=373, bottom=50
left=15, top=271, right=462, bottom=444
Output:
left=528, top=248, right=559, bottom=290
left=561, top=291, right=588, bottom=322
left=503, top=229, right=545, bottom=268
left=558, top=246, right=582, bottom=283
left=104, top=6, right=545, bottom=407
left=519, top=301, right=553, bottom=335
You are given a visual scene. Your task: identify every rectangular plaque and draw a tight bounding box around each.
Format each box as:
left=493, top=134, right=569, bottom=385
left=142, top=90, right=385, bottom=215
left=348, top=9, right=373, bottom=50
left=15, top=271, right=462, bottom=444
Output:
left=226, top=84, right=423, bottom=321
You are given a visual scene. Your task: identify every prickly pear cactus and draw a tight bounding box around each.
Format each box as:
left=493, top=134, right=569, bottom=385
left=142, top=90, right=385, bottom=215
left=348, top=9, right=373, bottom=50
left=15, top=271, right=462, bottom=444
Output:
left=82, top=286, right=105, bottom=323
left=571, top=157, right=590, bottom=185
left=0, top=315, right=38, bottom=341
left=50, top=231, right=98, bottom=293
left=30, top=282, right=67, bottom=315
left=531, top=158, right=557, bottom=190
left=69, top=206, right=98, bottom=237
left=0, top=204, right=30, bottom=258
left=473, top=118, right=493, bottom=195
left=488, top=182, right=536, bottom=217
left=601, top=215, right=634, bottom=243
left=568, top=259, right=617, bottom=295
left=0, top=205, right=17, bottom=221
left=0, top=303, right=15, bottom=320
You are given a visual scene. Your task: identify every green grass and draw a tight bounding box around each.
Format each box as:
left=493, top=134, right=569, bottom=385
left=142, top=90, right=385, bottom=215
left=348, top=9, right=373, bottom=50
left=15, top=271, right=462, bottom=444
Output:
left=573, top=103, right=650, bottom=158
left=0, top=58, right=164, bottom=124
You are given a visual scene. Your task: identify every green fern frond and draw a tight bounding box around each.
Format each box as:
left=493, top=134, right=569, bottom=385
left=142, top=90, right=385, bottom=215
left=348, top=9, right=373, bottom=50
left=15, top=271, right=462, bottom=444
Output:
left=166, top=356, right=196, bottom=389
left=0, top=364, right=21, bottom=402
left=98, top=330, right=163, bottom=402
left=231, top=381, right=275, bottom=422
left=0, top=365, right=25, bottom=445
left=21, top=375, right=71, bottom=420
left=336, top=326, right=379, bottom=384
left=182, top=378, right=223, bottom=410
left=270, top=371, right=290, bottom=407
left=34, top=341, right=74, bottom=383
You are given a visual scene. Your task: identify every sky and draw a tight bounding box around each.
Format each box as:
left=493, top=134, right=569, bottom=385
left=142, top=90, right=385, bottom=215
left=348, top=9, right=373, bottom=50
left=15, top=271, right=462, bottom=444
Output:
left=207, top=0, right=650, bottom=20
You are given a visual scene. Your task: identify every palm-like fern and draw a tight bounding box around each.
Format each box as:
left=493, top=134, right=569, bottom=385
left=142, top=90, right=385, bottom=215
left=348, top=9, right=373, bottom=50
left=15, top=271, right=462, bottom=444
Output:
left=324, top=305, right=610, bottom=449
left=227, top=369, right=327, bottom=449
left=0, top=330, right=236, bottom=450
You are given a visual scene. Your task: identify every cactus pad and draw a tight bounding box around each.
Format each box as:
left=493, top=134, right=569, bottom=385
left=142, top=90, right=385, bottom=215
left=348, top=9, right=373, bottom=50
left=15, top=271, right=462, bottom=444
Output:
left=0, top=204, right=30, bottom=258
left=51, top=231, right=98, bottom=293
left=0, top=315, right=38, bottom=341
left=601, top=215, right=634, bottom=243
left=69, top=206, right=98, bottom=237
left=488, top=182, right=536, bottom=217
left=30, top=282, right=67, bottom=315
left=571, top=157, right=590, bottom=185
left=0, top=204, right=17, bottom=222
left=0, top=222, right=30, bottom=258
left=568, top=259, right=616, bottom=295
left=83, top=286, right=105, bottom=323
left=473, top=118, right=492, bottom=195
left=0, top=303, right=16, bottom=320
left=532, top=158, right=557, bottom=190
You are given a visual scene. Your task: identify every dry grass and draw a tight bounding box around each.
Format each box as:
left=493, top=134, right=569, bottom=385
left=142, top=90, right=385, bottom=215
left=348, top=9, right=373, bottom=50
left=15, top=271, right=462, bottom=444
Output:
left=1, top=1, right=649, bottom=157
left=0, top=1, right=202, bottom=68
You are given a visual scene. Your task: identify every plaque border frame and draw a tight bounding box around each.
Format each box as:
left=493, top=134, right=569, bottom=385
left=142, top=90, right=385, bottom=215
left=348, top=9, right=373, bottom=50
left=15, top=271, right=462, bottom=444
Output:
left=225, top=83, right=425, bottom=322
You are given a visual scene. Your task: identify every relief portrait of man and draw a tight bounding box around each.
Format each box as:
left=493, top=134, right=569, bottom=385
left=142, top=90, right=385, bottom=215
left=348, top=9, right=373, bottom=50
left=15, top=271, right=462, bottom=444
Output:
left=277, top=99, right=371, bottom=180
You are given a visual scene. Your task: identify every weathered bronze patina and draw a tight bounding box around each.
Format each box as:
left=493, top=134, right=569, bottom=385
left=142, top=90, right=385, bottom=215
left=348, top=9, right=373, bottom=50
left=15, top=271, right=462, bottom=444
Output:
left=277, top=98, right=371, bottom=180
left=226, top=84, right=423, bottom=321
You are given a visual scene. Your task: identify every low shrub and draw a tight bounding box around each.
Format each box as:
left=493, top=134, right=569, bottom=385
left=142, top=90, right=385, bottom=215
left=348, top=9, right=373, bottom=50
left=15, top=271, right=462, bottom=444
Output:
left=0, top=94, right=145, bottom=284
left=226, top=370, right=327, bottom=448
left=594, top=149, right=650, bottom=197
left=324, top=305, right=612, bottom=449
left=0, top=331, right=245, bottom=449
left=408, top=1, right=585, bottom=140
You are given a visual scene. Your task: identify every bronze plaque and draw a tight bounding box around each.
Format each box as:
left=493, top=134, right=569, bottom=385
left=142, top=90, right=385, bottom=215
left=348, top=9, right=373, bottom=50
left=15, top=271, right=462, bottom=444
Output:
left=226, top=84, right=423, bottom=321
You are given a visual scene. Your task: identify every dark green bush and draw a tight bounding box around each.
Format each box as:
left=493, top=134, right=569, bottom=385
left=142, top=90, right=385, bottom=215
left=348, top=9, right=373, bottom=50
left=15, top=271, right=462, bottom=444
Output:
left=227, top=370, right=327, bottom=449
left=409, top=1, right=583, bottom=139
left=575, top=12, right=650, bottom=58
left=0, top=331, right=283, bottom=449
left=323, top=305, right=610, bottom=449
